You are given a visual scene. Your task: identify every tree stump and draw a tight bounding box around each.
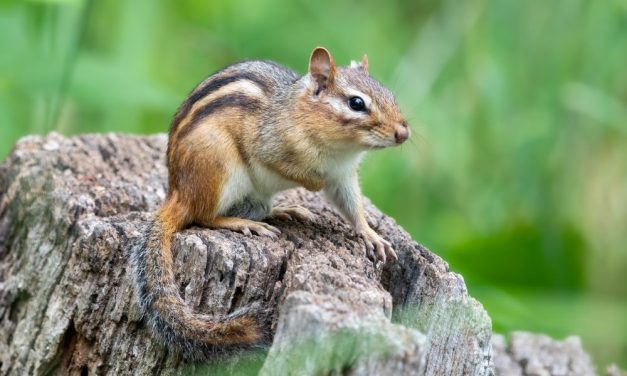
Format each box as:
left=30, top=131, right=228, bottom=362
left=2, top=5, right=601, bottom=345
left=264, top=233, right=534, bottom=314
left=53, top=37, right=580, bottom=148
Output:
left=0, top=133, right=608, bottom=375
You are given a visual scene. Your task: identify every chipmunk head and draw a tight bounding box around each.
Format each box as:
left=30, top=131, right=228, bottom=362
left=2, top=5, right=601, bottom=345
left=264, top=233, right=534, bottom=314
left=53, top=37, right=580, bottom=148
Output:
left=297, top=47, right=409, bottom=151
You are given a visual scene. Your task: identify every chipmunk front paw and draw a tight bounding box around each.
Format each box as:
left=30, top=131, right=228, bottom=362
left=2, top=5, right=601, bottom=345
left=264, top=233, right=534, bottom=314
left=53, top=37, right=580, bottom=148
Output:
left=271, top=206, right=315, bottom=222
left=357, top=226, right=397, bottom=264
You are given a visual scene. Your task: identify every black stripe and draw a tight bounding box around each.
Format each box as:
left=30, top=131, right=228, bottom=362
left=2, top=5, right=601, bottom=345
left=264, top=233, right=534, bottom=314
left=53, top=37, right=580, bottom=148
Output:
left=177, top=94, right=262, bottom=139
left=190, top=73, right=269, bottom=108
left=170, top=72, right=269, bottom=136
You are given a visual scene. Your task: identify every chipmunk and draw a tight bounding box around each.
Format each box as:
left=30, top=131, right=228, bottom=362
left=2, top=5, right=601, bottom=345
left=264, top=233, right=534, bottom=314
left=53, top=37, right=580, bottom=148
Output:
left=131, top=47, right=409, bottom=360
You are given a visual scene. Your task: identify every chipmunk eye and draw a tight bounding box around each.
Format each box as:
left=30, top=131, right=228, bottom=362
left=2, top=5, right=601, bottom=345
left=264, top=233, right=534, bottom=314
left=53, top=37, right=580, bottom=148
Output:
left=348, top=96, right=366, bottom=112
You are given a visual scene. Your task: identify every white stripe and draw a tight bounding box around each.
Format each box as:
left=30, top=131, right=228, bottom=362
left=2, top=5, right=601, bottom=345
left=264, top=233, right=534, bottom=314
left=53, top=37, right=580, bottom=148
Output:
left=182, top=79, right=266, bottom=125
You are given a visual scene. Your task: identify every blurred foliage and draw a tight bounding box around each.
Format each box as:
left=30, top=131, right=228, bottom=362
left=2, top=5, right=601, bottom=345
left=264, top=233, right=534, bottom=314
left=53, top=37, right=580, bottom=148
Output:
left=1, top=0, right=626, bottom=369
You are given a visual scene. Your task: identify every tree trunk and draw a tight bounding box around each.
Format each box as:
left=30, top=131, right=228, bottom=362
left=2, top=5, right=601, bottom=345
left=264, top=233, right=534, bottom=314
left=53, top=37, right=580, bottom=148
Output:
left=0, top=133, right=606, bottom=375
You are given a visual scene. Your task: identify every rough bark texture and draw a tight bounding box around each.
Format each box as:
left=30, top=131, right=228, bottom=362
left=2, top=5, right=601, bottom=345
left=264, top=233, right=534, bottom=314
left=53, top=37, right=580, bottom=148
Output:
left=491, top=333, right=597, bottom=376
left=0, top=133, right=618, bottom=376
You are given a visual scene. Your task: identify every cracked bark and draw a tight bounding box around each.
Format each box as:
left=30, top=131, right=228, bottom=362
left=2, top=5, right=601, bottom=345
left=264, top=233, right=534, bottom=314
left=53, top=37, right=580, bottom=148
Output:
left=0, top=133, right=614, bottom=376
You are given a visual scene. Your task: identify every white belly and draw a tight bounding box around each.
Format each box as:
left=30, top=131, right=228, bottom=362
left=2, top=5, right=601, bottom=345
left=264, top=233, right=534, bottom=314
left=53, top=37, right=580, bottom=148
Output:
left=249, top=163, right=299, bottom=197
left=216, top=166, right=255, bottom=215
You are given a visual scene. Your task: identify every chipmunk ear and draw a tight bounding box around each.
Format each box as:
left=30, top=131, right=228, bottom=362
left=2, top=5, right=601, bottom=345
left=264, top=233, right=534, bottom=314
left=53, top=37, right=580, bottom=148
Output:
left=360, top=54, right=369, bottom=72
left=309, top=47, right=336, bottom=94
left=351, top=54, right=369, bottom=73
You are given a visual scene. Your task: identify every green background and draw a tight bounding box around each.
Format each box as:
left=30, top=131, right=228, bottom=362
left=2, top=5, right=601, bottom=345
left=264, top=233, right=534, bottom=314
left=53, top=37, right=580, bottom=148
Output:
left=1, top=0, right=626, bottom=369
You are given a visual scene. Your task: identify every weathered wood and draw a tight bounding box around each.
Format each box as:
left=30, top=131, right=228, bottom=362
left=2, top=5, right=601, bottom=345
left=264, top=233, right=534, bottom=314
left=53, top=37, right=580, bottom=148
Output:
left=0, top=132, right=614, bottom=375
left=491, top=332, right=596, bottom=376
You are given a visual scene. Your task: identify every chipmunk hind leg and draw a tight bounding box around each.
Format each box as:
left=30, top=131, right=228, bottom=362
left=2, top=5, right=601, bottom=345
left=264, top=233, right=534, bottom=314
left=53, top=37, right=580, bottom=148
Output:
left=224, top=196, right=271, bottom=221
left=196, top=195, right=280, bottom=239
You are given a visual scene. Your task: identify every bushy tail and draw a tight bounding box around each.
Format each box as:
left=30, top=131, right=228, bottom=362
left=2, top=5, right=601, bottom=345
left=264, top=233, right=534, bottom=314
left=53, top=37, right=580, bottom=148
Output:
left=130, top=199, right=261, bottom=360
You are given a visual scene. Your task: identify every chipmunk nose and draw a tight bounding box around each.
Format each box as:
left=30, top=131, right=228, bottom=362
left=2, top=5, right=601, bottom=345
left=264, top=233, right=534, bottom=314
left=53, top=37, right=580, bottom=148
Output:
left=394, top=122, right=409, bottom=144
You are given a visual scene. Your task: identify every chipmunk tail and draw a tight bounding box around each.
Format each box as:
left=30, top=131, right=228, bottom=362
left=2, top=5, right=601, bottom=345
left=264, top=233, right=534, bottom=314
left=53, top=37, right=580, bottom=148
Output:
left=130, top=196, right=262, bottom=360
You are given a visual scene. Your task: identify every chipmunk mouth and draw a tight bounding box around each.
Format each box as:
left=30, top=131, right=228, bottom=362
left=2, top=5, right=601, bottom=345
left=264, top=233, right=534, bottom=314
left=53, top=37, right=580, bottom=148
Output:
left=360, top=134, right=397, bottom=150
left=362, top=141, right=391, bottom=150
